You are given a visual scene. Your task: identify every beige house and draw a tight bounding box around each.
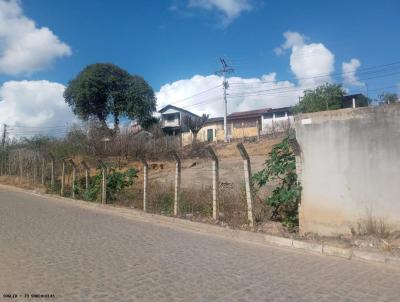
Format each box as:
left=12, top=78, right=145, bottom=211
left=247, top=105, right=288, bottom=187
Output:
left=159, top=104, right=293, bottom=146
left=197, top=108, right=271, bottom=143
left=198, top=117, right=225, bottom=142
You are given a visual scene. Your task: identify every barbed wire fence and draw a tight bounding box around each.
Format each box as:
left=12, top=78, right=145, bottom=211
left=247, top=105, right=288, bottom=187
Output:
left=0, top=141, right=272, bottom=228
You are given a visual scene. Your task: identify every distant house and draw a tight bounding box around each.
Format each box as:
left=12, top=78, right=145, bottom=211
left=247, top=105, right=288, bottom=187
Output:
left=130, top=121, right=142, bottom=134
left=159, top=104, right=294, bottom=145
left=158, top=105, right=200, bottom=135
left=227, top=108, right=269, bottom=139
left=342, top=93, right=369, bottom=108
left=261, top=106, right=293, bottom=135
left=198, top=108, right=271, bottom=142
left=198, top=117, right=224, bottom=142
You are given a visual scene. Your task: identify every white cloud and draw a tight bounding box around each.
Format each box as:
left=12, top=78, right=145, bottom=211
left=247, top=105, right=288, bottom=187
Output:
left=0, top=80, right=76, bottom=137
left=157, top=31, right=339, bottom=117
left=276, top=31, right=335, bottom=87
left=188, top=0, right=252, bottom=26
left=290, top=43, right=335, bottom=87
left=0, top=0, right=71, bottom=75
left=156, top=73, right=299, bottom=117
left=342, top=58, right=365, bottom=87
left=274, top=31, right=306, bottom=55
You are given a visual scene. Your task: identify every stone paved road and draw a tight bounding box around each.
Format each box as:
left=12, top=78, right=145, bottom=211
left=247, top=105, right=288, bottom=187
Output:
left=1, top=187, right=400, bottom=302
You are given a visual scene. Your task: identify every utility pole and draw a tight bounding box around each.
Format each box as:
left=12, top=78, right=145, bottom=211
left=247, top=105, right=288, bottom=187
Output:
left=216, top=58, right=234, bottom=142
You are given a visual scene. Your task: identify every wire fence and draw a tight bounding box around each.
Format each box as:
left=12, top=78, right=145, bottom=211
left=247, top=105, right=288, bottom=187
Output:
left=0, top=143, right=275, bottom=228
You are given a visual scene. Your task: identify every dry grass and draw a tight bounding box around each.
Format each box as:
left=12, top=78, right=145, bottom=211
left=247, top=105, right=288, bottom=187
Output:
left=214, top=137, right=283, bottom=158
left=112, top=180, right=270, bottom=228
left=0, top=175, right=41, bottom=190
left=355, top=211, right=393, bottom=239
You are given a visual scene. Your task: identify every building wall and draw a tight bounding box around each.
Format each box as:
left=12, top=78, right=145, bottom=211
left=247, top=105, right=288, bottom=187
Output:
left=161, top=109, right=180, bottom=128
left=181, top=132, right=193, bottom=146
left=229, top=118, right=260, bottom=139
left=262, top=114, right=294, bottom=134
left=181, top=116, right=262, bottom=145
left=295, top=105, right=400, bottom=235
left=198, top=122, right=224, bottom=142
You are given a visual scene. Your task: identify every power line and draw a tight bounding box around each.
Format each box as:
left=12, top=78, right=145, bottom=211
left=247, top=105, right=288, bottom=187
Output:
left=160, top=60, right=400, bottom=115
left=161, top=84, right=222, bottom=107
left=229, top=60, right=400, bottom=86
left=227, top=71, right=400, bottom=98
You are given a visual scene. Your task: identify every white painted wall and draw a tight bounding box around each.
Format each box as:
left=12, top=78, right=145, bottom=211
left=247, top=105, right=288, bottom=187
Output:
left=261, top=112, right=293, bottom=134
left=295, top=105, right=400, bottom=235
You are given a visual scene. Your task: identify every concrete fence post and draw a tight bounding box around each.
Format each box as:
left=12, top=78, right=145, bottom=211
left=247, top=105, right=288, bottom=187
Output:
left=81, top=161, right=90, bottom=195
left=138, top=155, right=148, bottom=212
left=26, top=160, right=30, bottom=185
left=19, top=152, right=23, bottom=184
left=61, top=159, right=66, bottom=196
left=32, top=158, right=36, bottom=184
left=0, top=154, right=3, bottom=176
left=171, top=150, right=181, bottom=216
left=206, top=146, right=219, bottom=220
left=69, top=159, right=76, bottom=199
left=236, top=143, right=254, bottom=227
left=0, top=155, right=4, bottom=176
left=98, top=160, right=106, bottom=204
left=0, top=154, right=4, bottom=176
left=49, top=153, right=55, bottom=192
left=41, top=157, right=45, bottom=186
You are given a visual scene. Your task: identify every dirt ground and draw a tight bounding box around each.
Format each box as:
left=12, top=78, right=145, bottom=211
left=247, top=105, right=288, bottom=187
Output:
left=141, top=136, right=283, bottom=189
left=146, top=155, right=267, bottom=189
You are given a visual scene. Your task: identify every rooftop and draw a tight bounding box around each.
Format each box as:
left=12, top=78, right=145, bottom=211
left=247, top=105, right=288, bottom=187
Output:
left=228, top=108, right=271, bottom=119
left=158, top=104, right=200, bottom=117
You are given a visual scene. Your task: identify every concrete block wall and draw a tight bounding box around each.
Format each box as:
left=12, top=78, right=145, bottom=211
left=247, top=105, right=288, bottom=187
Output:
left=294, top=104, right=400, bottom=235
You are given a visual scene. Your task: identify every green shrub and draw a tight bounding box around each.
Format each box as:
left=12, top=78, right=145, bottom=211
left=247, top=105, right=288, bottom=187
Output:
left=85, top=167, right=138, bottom=202
left=253, top=138, right=301, bottom=227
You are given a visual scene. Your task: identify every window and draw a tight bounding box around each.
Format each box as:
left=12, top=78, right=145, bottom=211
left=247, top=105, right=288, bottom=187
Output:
left=275, top=111, right=286, bottom=118
left=166, top=114, right=176, bottom=121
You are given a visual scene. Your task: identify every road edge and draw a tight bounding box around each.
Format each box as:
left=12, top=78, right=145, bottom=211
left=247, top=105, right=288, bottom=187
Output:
left=1, top=183, right=399, bottom=270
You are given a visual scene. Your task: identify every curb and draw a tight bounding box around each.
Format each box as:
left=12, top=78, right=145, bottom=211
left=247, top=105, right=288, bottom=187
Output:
left=1, top=183, right=399, bottom=269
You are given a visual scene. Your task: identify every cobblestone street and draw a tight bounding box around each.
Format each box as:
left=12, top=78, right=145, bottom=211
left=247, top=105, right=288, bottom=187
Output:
left=1, top=186, right=400, bottom=302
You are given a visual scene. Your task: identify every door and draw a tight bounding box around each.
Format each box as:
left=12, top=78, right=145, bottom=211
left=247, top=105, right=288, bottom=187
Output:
left=207, top=129, right=213, bottom=142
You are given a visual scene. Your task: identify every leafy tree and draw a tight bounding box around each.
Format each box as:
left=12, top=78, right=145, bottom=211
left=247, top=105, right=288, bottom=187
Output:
left=183, top=114, right=209, bottom=144
left=140, top=116, right=159, bottom=130
left=378, top=92, right=399, bottom=104
left=253, top=138, right=301, bottom=227
left=294, top=83, right=346, bottom=113
left=64, top=63, right=156, bottom=130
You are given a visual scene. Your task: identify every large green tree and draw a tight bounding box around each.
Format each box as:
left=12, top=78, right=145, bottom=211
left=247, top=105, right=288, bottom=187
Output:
left=64, top=63, right=156, bottom=129
left=294, top=83, right=346, bottom=113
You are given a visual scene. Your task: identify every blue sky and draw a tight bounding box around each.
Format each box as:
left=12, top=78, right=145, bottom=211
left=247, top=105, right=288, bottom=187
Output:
left=0, top=0, right=400, bottom=132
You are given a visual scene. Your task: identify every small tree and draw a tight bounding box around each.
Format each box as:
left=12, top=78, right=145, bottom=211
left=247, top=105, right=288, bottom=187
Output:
left=183, top=114, right=209, bottom=144
left=294, top=83, right=345, bottom=113
left=253, top=138, right=301, bottom=227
